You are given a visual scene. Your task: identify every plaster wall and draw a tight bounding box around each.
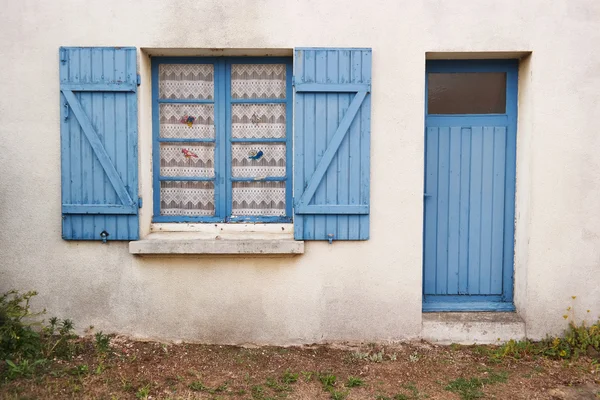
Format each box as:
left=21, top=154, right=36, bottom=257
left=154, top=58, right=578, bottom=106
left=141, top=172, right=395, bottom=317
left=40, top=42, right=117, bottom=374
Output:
left=0, top=0, right=599, bottom=344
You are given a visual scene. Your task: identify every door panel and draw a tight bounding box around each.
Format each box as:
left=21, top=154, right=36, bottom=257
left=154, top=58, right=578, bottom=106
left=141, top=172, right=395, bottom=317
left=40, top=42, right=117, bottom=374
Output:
left=423, top=60, right=518, bottom=311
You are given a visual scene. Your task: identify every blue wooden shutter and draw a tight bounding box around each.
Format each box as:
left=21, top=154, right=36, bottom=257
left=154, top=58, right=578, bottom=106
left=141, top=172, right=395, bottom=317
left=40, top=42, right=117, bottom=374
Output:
left=293, top=48, right=371, bottom=241
left=60, top=47, right=139, bottom=241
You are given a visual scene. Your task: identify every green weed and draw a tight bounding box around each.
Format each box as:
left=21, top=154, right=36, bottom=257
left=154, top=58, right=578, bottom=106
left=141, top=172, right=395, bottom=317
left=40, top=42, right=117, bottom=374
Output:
left=189, top=381, right=208, bottom=391
left=4, top=359, right=47, bottom=379
left=94, top=331, right=111, bottom=355
left=318, top=372, right=337, bottom=390
left=330, top=389, right=348, bottom=399
left=135, top=385, right=150, bottom=399
left=345, top=376, right=364, bottom=387
left=445, top=371, right=508, bottom=400
left=281, top=369, right=299, bottom=384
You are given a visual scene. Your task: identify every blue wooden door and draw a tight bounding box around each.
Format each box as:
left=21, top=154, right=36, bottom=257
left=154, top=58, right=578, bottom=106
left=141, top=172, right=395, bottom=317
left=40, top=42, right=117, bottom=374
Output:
left=423, top=60, right=518, bottom=312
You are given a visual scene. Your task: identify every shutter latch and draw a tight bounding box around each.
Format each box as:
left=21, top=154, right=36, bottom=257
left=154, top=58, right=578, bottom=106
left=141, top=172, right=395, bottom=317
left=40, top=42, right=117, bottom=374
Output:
left=327, top=233, right=334, bottom=244
left=100, top=230, right=109, bottom=244
left=138, top=197, right=143, bottom=208
left=136, top=74, right=141, bottom=86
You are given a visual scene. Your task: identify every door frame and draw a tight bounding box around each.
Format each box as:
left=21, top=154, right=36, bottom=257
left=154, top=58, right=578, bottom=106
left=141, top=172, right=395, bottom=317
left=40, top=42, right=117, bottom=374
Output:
left=422, top=59, right=518, bottom=312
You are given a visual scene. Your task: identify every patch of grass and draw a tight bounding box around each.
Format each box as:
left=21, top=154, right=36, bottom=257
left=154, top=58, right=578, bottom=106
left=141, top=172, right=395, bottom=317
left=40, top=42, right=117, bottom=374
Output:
left=491, top=339, right=537, bottom=360
left=4, top=359, right=47, bottom=379
left=471, top=345, right=491, bottom=357
left=265, top=377, right=290, bottom=392
left=450, top=343, right=462, bottom=351
left=251, top=385, right=265, bottom=399
left=67, top=364, right=89, bottom=377
left=135, top=385, right=150, bottom=399
left=445, top=371, right=508, bottom=400
left=318, top=372, right=337, bottom=390
left=189, top=380, right=208, bottom=391
left=281, top=369, right=299, bottom=384
left=345, top=376, right=364, bottom=387
left=330, top=389, right=348, bottom=400
left=301, top=371, right=313, bottom=381
left=121, top=377, right=134, bottom=392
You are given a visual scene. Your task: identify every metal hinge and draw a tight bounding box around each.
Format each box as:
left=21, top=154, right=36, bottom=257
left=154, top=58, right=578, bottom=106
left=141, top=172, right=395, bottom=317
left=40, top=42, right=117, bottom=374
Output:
left=292, top=76, right=296, bottom=86
left=138, top=197, right=143, bottom=208
left=136, top=74, right=141, bottom=86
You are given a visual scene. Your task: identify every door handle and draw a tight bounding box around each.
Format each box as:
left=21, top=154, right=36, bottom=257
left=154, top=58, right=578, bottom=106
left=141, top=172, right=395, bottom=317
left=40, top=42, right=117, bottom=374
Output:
left=423, top=193, right=432, bottom=198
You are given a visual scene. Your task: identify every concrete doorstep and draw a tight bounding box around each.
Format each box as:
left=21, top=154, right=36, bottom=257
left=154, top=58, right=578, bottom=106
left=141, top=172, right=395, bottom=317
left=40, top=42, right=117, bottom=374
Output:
left=422, top=312, right=526, bottom=345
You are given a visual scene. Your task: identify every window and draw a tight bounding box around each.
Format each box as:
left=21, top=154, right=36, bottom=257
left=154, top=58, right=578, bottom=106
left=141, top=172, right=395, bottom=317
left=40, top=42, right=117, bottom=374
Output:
left=152, top=57, right=293, bottom=223
left=427, top=72, right=507, bottom=114
left=60, top=47, right=371, bottom=242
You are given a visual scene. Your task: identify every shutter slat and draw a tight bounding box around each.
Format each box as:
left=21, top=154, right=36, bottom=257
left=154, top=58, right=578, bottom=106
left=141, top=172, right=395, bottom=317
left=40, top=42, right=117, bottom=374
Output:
left=60, top=47, right=139, bottom=241
left=293, top=48, right=372, bottom=241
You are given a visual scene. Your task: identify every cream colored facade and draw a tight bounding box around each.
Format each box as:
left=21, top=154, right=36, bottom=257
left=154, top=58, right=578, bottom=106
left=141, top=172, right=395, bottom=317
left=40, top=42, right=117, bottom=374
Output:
left=1, top=0, right=599, bottom=344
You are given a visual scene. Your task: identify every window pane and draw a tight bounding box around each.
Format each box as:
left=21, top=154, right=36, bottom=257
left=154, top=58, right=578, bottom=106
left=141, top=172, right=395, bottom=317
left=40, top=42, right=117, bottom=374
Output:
left=428, top=72, right=506, bottom=114
left=232, top=181, right=285, bottom=216
left=159, top=104, right=214, bottom=139
left=231, top=104, right=286, bottom=138
left=231, top=64, right=286, bottom=99
left=231, top=142, right=286, bottom=178
left=160, top=181, right=215, bottom=216
left=159, top=64, right=214, bottom=100
left=159, top=142, right=215, bottom=178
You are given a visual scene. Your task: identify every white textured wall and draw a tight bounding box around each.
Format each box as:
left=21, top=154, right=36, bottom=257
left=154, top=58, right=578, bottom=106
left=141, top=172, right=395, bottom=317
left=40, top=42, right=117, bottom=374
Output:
left=0, top=0, right=599, bottom=343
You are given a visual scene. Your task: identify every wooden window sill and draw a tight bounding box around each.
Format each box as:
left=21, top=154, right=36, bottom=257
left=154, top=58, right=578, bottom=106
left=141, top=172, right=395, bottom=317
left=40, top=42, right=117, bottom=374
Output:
left=129, top=232, right=303, bottom=256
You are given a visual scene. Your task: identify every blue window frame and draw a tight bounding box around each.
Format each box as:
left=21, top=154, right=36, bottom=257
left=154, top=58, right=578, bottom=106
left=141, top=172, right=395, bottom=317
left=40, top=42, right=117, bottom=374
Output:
left=151, top=57, right=293, bottom=223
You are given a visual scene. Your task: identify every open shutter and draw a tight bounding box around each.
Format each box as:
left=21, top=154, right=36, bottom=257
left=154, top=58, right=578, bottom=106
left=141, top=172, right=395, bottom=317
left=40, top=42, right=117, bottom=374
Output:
left=60, top=47, right=139, bottom=241
left=293, top=48, right=371, bottom=241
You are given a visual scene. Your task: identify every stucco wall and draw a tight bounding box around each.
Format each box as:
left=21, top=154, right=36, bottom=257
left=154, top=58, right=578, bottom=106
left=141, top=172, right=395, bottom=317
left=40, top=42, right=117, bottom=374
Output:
left=0, top=0, right=599, bottom=344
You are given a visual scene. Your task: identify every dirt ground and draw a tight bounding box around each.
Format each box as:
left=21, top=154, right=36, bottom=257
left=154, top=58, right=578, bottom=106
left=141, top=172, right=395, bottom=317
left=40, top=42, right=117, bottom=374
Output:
left=0, top=337, right=599, bottom=400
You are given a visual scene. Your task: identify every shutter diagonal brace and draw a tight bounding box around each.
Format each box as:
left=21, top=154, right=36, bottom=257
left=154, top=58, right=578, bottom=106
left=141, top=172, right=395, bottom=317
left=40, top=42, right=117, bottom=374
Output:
left=61, top=89, right=135, bottom=208
left=297, top=90, right=367, bottom=210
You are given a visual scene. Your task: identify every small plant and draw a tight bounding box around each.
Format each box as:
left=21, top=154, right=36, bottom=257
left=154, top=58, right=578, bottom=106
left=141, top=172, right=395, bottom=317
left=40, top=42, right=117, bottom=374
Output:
left=369, top=351, right=384, bottom=363
left=281, top=369, right=299, bottom=384
left=94, top=331, right=111, bottom=355
left=135, top=385, right=150, bottom=399
left=0, top=290, right=44, bottom=361
left=387, top=352, right=397, bottom=361
left=4, top=358, right=46, bottom=379
left=301, top=371, right=314, bottom=381
left=351, top=351, right=369, bottom=360
left=42, top=318, right=79, bottom=360
left=121, top=377, right=134, bottom=392
left=189, top=380, right=208, bottom=391
left=346, top=376, right=364, bottom=387
left=318, top=372, right=337, bottom=390
left=251, top=384, right=265, bottom=399
left=330, top=389, right=349, bottom=400
left=445, top=371, right=507, bottom=400
left=265, top=377, right=290, bottom=392
left=68, top=364, right=89, bottom=377
left=409, top=352, right=420, bottom=362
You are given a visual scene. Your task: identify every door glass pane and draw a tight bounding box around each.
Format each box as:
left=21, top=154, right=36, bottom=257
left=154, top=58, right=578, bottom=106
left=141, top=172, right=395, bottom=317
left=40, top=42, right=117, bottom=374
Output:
left=231, top=64, right=286, bottom=99
left=232, top=181, right=286, bottom=216
left=159, top=64, right=214, bottom=100
left=428, top=72, right=506, bottom=114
